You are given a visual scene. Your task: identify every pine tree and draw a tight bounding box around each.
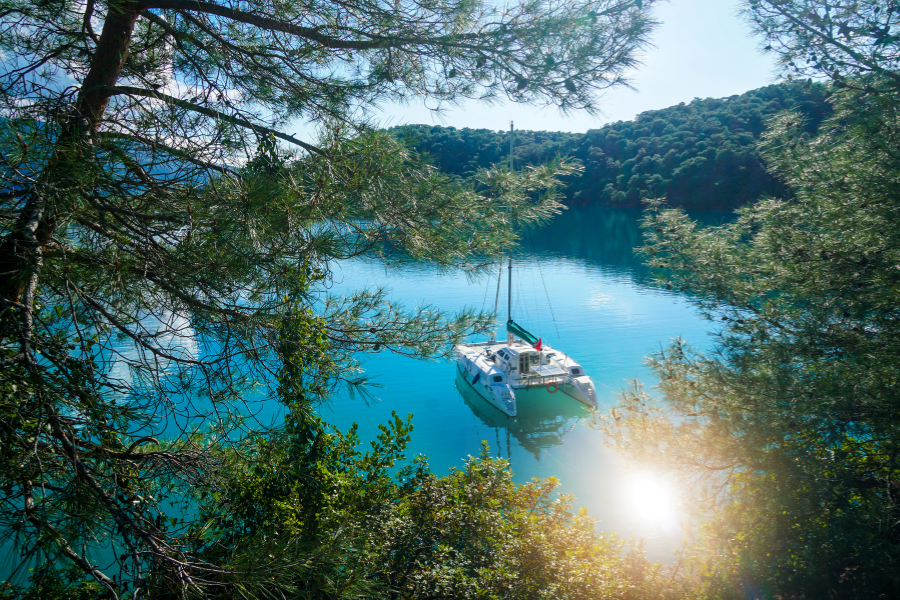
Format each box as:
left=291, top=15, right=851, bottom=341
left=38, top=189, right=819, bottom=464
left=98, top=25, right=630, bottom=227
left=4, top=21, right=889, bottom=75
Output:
left=0, top=0, right=659, bottom=595
left=606, top=1, right=900, bottom=595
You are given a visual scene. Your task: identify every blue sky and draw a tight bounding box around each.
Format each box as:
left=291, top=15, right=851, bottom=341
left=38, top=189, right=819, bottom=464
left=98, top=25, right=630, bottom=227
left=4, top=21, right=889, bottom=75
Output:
left=375, top=0, right=781, bottom=132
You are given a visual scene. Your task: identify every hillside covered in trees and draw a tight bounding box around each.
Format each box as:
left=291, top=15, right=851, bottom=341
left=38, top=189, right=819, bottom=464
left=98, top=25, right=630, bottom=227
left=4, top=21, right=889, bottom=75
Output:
left=392, top=82, right=831, bottom=209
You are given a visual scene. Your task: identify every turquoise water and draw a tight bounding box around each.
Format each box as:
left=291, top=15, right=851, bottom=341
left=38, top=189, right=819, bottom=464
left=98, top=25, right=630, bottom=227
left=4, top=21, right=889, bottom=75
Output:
left=1, top=206, right=721, bottom=583
left=321, top=206, right=726, bottom=560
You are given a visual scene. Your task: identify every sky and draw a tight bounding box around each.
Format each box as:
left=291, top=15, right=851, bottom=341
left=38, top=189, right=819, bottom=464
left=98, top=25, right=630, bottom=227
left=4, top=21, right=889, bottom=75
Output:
left=373, top=0, right=782, bottom=133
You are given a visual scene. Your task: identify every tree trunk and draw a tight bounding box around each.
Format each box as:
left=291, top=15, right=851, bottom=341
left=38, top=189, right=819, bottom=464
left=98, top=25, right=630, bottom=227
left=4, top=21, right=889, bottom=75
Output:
left=0, top=1, right=140, bottom=307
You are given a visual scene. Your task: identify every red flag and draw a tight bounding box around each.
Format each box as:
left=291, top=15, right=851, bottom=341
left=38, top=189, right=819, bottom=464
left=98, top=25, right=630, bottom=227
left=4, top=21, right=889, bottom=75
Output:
left=534, top=338, right=542, bottom=351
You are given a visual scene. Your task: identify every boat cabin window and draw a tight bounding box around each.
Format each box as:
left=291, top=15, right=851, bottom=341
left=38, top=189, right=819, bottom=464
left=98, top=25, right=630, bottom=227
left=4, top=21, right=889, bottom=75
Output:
left=570, top=367, right=581, bottom=375
left=492, top=375, right=503, bottom=383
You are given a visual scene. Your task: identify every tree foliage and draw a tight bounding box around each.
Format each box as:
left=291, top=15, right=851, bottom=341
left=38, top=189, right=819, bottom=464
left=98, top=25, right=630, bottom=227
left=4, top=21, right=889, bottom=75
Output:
left=604, top=2, right=900, bottom=597
left=183, top=418, right=693, bottom=600
left=745, top=0, right=900, bottom=94
left=2, top=414, right=695, bottom=599
left=0, top=0, right=661, bottom=595
left=392, top=81, right=832, bottom=209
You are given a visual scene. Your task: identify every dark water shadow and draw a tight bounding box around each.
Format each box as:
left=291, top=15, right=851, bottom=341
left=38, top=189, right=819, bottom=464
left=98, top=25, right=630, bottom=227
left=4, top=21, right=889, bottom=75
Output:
left=524, top=206, right=733, bottom=285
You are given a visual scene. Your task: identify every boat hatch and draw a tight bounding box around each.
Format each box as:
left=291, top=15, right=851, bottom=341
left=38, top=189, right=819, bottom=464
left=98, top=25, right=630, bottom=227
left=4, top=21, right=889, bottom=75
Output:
left=532, top=364, right=567, bottom=377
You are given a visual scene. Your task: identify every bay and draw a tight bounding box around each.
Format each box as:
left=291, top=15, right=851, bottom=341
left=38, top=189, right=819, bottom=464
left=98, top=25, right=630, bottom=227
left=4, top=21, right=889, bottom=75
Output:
left=1, top=205, right=726, bottom=585
left=322, top=206, right=728, bottom=560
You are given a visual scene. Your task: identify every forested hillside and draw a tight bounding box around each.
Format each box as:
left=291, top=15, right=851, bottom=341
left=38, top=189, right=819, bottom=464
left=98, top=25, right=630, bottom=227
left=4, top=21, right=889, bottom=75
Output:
left=392, top=82, right=831, bottom=209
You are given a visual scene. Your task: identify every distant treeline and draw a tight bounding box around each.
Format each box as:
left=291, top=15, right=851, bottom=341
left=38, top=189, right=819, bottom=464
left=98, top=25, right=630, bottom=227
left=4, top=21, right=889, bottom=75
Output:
left=391, top=82, right=832, bottom=209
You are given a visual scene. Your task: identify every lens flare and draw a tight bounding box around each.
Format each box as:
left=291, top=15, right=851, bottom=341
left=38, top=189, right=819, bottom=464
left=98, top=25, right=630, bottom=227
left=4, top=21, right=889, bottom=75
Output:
left=629, top=474, right=679, bottom=527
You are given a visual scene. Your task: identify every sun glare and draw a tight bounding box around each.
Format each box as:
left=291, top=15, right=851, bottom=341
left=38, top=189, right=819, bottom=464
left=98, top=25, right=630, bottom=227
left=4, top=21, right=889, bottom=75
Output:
left=629, top=475, right=680, bottom=527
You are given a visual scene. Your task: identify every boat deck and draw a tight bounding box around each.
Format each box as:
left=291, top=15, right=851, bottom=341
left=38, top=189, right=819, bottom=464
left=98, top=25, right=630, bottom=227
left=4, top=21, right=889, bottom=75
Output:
left=457, top=340, right=571, bottom=389
left=459, top=339, right=532, bottom=351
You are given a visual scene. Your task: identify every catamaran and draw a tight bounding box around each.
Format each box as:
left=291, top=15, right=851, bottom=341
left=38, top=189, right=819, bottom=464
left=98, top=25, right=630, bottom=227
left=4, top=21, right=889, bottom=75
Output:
left=455, top=122, right=597, bottom=417
left=455, top=256, right=598, bottom=417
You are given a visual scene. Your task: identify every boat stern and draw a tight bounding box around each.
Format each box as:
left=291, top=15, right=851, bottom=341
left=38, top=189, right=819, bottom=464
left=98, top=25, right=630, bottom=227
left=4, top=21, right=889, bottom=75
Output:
left=568, top=376, right=598, bottom=408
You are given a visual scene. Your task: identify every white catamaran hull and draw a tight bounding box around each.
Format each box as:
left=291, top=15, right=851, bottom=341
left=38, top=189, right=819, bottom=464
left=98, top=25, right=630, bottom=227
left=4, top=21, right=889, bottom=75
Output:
left=457, top=354, right=518, bottom=416
left=456, top=340, right=597, bottom=418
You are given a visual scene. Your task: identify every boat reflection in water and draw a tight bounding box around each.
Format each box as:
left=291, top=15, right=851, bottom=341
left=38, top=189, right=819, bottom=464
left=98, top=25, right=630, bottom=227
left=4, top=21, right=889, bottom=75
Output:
left=454, top=369, right=587, bottom=460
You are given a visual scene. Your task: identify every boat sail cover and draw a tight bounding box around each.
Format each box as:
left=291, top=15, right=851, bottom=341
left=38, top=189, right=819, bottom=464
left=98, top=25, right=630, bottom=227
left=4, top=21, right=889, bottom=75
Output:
left=506, top=319, right=539, bottom=345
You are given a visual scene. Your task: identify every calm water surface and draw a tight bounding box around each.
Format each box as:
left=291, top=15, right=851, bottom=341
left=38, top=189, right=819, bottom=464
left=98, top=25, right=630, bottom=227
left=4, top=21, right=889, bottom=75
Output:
left=322, top=206, right=727, bottom=560
left=1, top=206, right=724, bottom=583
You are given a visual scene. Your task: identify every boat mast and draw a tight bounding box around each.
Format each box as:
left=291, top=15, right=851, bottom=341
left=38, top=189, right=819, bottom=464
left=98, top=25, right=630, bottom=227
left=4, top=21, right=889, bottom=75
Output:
left=507, top=256, right=513, bottom=345
left=507, top=121, right=515, bottom=346
left=490, top=260, right=502, bottom=341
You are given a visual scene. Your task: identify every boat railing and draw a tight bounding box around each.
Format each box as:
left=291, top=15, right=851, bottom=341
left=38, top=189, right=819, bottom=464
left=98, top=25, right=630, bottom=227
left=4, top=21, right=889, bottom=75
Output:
left=520, top=373, right=566, bottom=388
